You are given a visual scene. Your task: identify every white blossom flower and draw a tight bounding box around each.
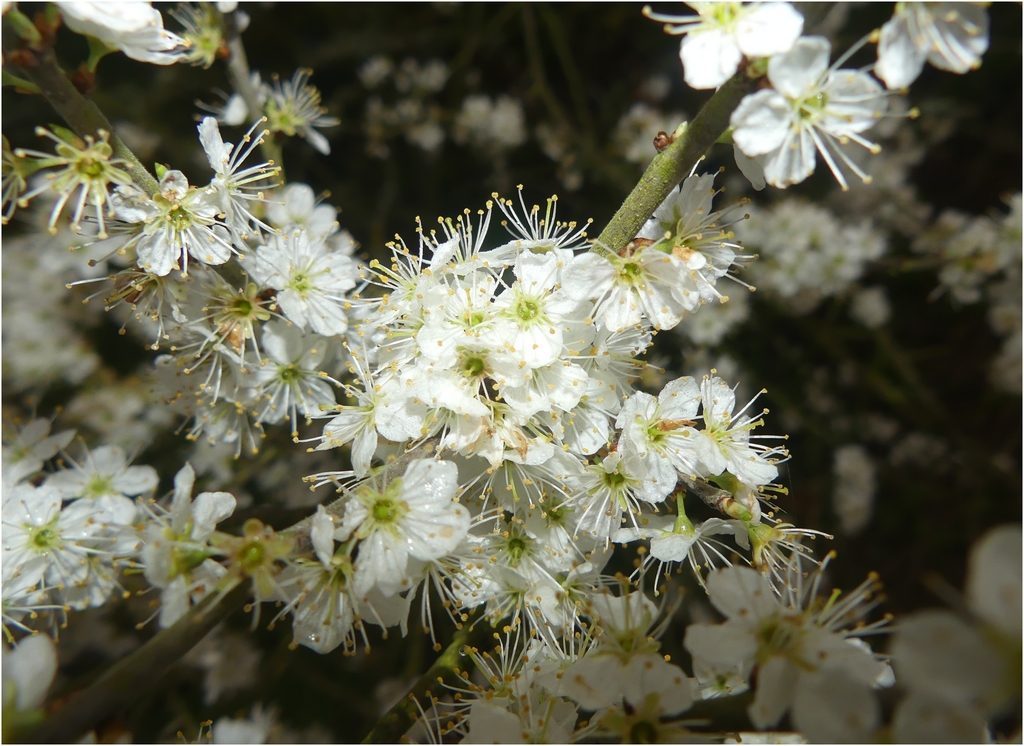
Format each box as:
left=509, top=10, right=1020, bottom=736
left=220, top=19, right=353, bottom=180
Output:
left=265, top=70, right=339, bottom=155
left=13, top=127, right=133, bottom=238
left=111, top=171, right=233, bottom=276
left=575, top=451, right=674, bottom=542
left=684, top=561, right=890, bottom=734
left=731, top=36, right=888, bottom=190
left=45, top=444, right=158, bottom=525
left=337, top=459, right=470, bottom=597
left=2, top=419, right=74, bottom=490
left=139, top=463, right=236, bottom=627
left=2, top=483, right=105, bottom=593
left=876, top=3, right=989, bottom=90
left=636, top=170, right=749, bottom=309
left=644, top=2, right=804, bottom=89
left=694, top=375, right=781, bottom=486
left=488, top=252, right=581, bottom=370
left=248, top=321, right=336, bottom=434
left=2, top=634, right=57, bottom=713
left=562, top=247, right=690, bottom=332
left=197, top=117, right=277, bottom=241
left=616, top=376, right=702, bottom=478
left=248, top=229, right=359, bottom=337
left=279, top=506, right=360, bottom=654
left=558, top=591, right=696, bottom=716
left=56, top=2, right=184, bottom=65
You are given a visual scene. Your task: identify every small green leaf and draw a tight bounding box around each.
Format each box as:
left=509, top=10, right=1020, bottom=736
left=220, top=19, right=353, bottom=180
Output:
left=154, top=162, right=169, bottom=180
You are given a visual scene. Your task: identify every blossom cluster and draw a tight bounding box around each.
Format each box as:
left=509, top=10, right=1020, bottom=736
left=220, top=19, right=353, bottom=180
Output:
left=1, top=1, right=1017, bottom=744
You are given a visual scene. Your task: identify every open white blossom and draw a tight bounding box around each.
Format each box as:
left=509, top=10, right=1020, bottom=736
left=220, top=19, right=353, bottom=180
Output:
left=139, top=463, right=236, bottom=627
left=56, top=2, right=184, bottom=65
left=876, top=3, right=989, bottom=90
left=247, top=228, right=359, bottom=336
left=645, top=2, right=804, bottom=89
left=685, top=562, right=890, bottom=738
left=337, top=459, right=470, bottom=597
left=731, top=36, right=888, bottom=190
left=45, top=444, right=157, bottom=525
left=890, top=525, right=1020, bottom=742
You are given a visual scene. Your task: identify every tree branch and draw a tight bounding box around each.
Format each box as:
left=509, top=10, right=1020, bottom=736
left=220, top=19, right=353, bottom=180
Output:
left=221, top=9, right=285, bottom=178
left=12, top=50, right=161, bottom=196
left=23, top=582, right=251, bottom=744
left=359, top=623, right=491, bottom=744
left=592, top=71, right=757, bottom=256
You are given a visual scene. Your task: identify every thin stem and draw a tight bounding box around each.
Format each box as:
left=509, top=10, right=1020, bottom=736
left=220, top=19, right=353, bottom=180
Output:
left=592, top=70, right=757, bottom=256
left=10, top=50, right=160, bottom=196
left=22, top=582, right=251, bottom=744
left=539, top=4, right=595, bottom=136
left=521, top=5, right=572, bottom=130
left=221, top=9, right=285, bottom=179
left=359, top=623, right=489, bottom=744
left=2, top=69, right=41, bottom=94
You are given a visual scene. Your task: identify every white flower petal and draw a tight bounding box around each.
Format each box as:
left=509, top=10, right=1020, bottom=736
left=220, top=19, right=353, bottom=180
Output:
left=768, top=36, right=831, bottom=100
left=748, top=656, right=798, bottom=728
left=731, top=89, right=792, bottom=157
left=875, top=12, right=927, bottom=89
left=191, top=491, right=236, bottom=541
left=680, top=29, right=742, bottom=90
left=735, top=3, right=804, bottom=58
left=966, top=524, right=1022, bottom=637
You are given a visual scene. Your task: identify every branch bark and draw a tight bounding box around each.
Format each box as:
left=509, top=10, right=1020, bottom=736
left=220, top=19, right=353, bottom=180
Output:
left=23, top=583, right=251, bottom=744
left=12, top=50, right=160, bottom=196
left=592, top=71, right=757, bottom=256
left=221, top=9, right=285, bottom=177
left=359, top=623, right=491, bottom=744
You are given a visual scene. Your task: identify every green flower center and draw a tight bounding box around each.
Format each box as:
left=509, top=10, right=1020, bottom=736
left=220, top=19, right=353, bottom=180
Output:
left=629, top=721, right=658, bottom=744
left=601, top=469, right=627, bottom=489
left=515, top=297, right=540, bottom=322
left=29, top=522, right=62, bottom=552
left=167, top=205, right=193, bottom=231
left=278, top=365, right=301, bottom=383
left=266, top=99, right=303, bottom=136
left=506, top=536, right=527, bottom=564
left=799, top=92, right=828, bottom=119
left=756, top=616, right=803, bottom=665
left=170, top=546, right=211, bottom=577
left=372, top=499, right=397, bottom=523
left=238, top=541, right=266, bottom=571
left=461, top=355, right=486, bottom=378
left=618, top=260, right=644, bottom=284
left=289, top=271, right=313, bottom=295
left=78, top=159, right=105, bottom=179
left=84, top=475, right=115, bottom=498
